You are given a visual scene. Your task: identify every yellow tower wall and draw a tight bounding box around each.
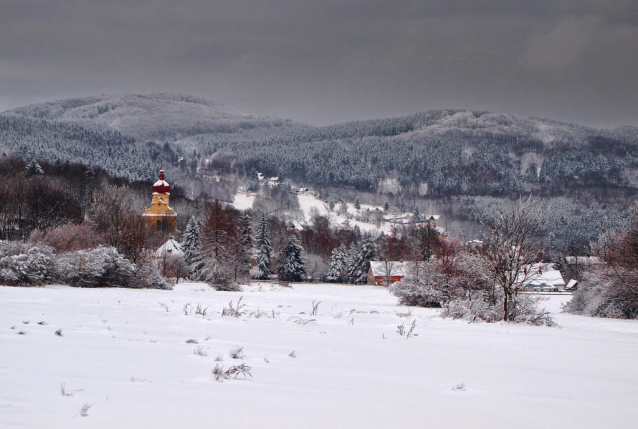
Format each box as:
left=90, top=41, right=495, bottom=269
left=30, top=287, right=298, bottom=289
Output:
left=143, top=193, right=177, bottom=231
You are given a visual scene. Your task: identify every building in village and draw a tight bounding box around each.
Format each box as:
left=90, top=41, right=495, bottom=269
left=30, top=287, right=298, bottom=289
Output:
left=143, top=170, right=177, bottom=232
left=521, top=263, right=566, bottom=292
left=368, top=261, right=410, bottom=286
left=154, top=238, right=187, bottom=279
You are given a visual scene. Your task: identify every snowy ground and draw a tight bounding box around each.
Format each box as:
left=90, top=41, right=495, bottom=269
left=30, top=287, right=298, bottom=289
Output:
left=1, top=283, right=637, bottom=429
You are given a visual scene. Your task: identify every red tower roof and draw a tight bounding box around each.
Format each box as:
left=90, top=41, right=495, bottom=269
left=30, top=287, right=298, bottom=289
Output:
left=153, top=170, right=170, bottom=194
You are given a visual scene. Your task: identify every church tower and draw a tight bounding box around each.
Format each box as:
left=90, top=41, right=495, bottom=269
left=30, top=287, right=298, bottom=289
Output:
left=143, top=170, right=177, bottom=231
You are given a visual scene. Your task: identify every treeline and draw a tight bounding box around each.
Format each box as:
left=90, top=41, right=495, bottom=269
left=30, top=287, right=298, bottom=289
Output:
left=0, top=155, right=196, bottom=288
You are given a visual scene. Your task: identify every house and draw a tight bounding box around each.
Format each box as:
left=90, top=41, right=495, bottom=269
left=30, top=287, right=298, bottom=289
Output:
left=565, top=279, right=579, bottom=291
left=154, top=239, right=184, bottom=259
left=368, top=261, right=410, bottom=286
left=522, top=263, right=566, bottom=292
left=154, top=239, right=187, bottom=279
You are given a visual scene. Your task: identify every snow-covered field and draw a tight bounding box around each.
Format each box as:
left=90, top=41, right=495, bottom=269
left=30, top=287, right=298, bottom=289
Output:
left=1, top=283, right=637, bottom=429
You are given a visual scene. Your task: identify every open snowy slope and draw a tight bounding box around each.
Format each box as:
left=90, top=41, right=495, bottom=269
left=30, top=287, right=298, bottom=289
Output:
left=1, top=283, right=637, bottom=429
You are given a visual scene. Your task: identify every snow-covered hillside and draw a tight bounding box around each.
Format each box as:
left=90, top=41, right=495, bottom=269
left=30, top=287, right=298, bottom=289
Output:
left=2, top=283, right=636, bottom=428
left=232, top=191, right=437, bottom=235
left=3, top=93, right=289, bottom=140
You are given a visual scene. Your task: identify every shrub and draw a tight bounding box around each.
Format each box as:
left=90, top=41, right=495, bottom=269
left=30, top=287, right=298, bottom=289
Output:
left=33, top=224, right=103, bottom=253
left=564, top=268, right=638, bottom=319
left=441, top=291, right=556, bottom=327
left=56, top=246, right=137, bottom=288
left=0, top=242, right=56, bottom=286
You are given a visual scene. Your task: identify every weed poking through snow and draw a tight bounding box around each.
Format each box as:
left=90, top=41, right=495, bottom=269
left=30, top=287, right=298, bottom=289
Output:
left=55, top=329, right=63, bottom=337
left=80, top=403, right=94, bottom=417
left=158, top=302, right=169, bottom=313
left=310, top=300, right=321, bottom=316
left=183, top=303, right=192, bottom=315
left=213, top=364, right=253, bottom=382
left=60, top=382, right=76, bottom=397
left=194, top=346, right=208, bottom=357
left=289, top=350, right=296, bottom=358
left=222, top=297, right=246, bottom=318
left=230, top=346, right=246, bottom=359
left=452, top=382, right=466, bottom=391
left=195, top=303, right=208, bottom=316
left=406, top=320, right=417, bottom=339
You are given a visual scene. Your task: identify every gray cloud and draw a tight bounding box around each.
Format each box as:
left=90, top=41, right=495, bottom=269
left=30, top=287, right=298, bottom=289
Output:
left=0, top=0, right=636, bottom=127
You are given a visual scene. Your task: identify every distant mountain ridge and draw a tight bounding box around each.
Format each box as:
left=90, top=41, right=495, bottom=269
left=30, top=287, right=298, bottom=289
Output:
left=2, top=93, right=638, bottom=198
left=2, top=93, right=292, bottom=140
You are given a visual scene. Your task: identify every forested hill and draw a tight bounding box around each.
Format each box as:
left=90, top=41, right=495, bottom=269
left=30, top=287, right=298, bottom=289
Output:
left=0, top=115, right=157, bottom=181
left=2, top=93, right=296, bottom=140
left=3, top=94, right=638, bottom=198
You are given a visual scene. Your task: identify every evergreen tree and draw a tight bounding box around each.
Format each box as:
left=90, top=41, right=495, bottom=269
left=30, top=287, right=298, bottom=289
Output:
left=238, top=212, right=254, bottom=274
left=413, top=206, right=422, bottom=223
left=353, top=224, right=362, bottom=239
left=181, top=216, right=201, bottom=265
left=25, top=160, right=44, bottom=178
left=254, top=213, right=273, bottom=279
left=354, top=199, right=361, bottom=210
left=277, top=236, right=306, bottom=282
left=384, top=201, right=390, bottom=212
left=348, top=236, right=376, bottom=284
left=397, top=197, right=406, bottom=213
left=326, top=244, right=347, bottom=282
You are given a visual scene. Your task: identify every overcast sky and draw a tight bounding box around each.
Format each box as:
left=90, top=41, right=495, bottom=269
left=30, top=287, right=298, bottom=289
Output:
left=1, top=0, right=637, bottom=127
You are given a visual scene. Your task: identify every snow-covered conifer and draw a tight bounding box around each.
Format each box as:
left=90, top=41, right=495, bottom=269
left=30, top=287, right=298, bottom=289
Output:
left=254, top=213, right=273, bottom=279
left=25, top=160, right=44, bottom=178
left=326, top=244, right=347, bottom=282
left=348, top=236, right=376, bottom=284
left=413, top=207, right=422, bottom=223
left=181, top=216, right=201, bottom=265
left=277, top=236, right=306, bottom=282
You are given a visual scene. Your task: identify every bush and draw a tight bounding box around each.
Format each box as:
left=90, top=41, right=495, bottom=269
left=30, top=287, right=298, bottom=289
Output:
left=56, top=246, right=137, bottom=288
left=32, top=224, right=104, bottom=253
left=564, top=268, right=638, bottom=319
left=202, top=261, right=242, bottom=291
left=57, top=247, right=174, bottom=289
left=441, top=291, right=556, bottom=327
left=0, top=242, right=56, bottom=286
left=133, top=255, right=175, bottom=290
left=391, top=275, right=444, bottom=307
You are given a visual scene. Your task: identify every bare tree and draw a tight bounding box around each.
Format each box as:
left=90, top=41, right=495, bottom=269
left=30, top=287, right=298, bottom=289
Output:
left=474, top=196, right=545, bottom=322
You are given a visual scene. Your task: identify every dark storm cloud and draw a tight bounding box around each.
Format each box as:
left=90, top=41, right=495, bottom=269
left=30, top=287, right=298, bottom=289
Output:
left=1, top=0, right=637, bottom=127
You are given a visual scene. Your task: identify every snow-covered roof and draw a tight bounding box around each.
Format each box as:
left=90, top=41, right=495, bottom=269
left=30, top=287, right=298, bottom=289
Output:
left=369, top=261, right=410, bottom=277
left=565, top=256, right=602, bottom=265
left=566, top=279, right=579, bottom=290
left=154, top=239, right=184, bottom=258
left=525, top=264, right=565, bottom=287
